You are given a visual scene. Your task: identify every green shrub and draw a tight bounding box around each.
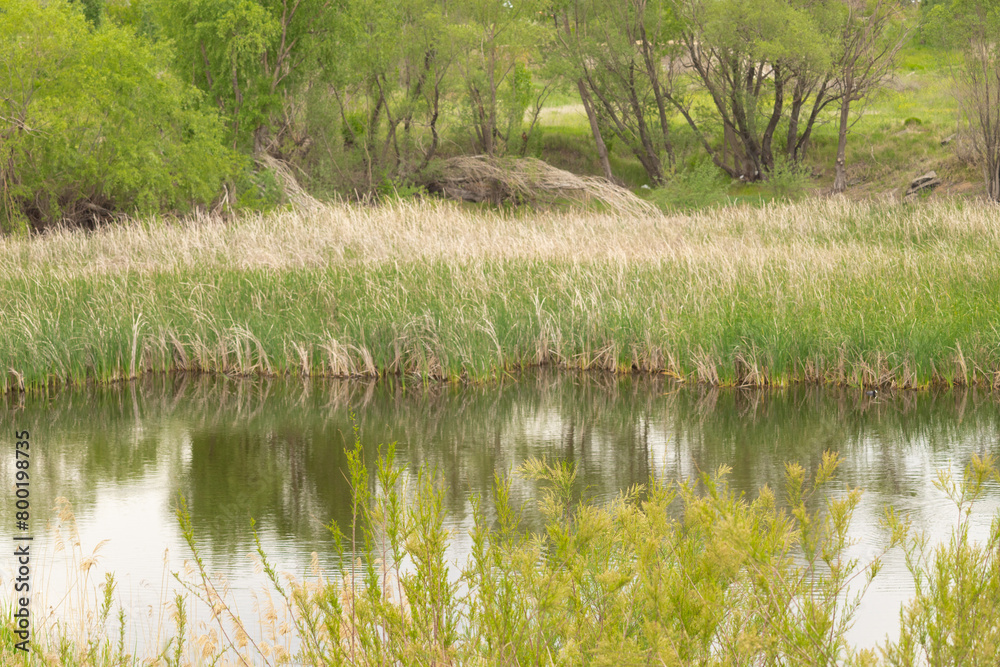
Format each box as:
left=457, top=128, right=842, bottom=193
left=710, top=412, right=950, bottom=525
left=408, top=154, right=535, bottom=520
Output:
left=176, top=443, right=898, bottom=665
left=234, top=163, right=284, bottom=211
left=884, top=455, right=1000, bottom=666
left=8, top=438, right=1000, bottom=664
left=377, top=176, right=427, bottom=201
left=651, top=159, right=730, bottom=211
left=0, top=0, right=233, bottom=232
left=763, top=157, right=810, bottom=201
left=174, top=444, right=1000, bottom=666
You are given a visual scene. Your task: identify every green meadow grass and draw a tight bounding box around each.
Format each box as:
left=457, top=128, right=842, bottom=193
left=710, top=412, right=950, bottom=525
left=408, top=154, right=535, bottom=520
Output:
left=1, top=197, right=998, bottom=392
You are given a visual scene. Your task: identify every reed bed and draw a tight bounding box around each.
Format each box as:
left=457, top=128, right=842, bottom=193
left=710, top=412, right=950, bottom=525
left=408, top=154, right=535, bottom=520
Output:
left=2, top=197, right=999, bottom=391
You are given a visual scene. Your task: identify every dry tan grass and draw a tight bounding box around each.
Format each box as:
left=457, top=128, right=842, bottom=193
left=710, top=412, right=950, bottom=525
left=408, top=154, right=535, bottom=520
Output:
left=2, top=196, right=997, bottom=279
left=430, top=156, right=657, bottom=214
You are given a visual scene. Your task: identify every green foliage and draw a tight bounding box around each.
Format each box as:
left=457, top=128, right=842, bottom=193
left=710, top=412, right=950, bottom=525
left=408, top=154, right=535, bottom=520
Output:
left=700, top=0, right=835, bottom=73
left=0, top=0, right=233, bottom=231
left=455, top=0, right=550, bottom=157
left=763, top=158, right=810, bottom=200
left=669, top=0, right=846, bottom=178
left=916, top=0, right=965, bottom=48
left=501, top=62, right=535, bottom=155
left=553, top=0, right=685, bottom=184
left=293, top=0, right=463, bottom=193
left=377, top=176, right=427, bottom=201
left=104, top=0, right=158, bottom=37
left=884, top=455, right=1000, bottom=666
left=651, top=160, right=730, bottom=211
left=0, top=0, right=944, bottom=207
left=71, top=0, right=103, bottom=27
left=174, top=445, right=904, bottom=665
left=153, top=0, right=337, bottom=151
left=233, top=163, right=283, bottom=211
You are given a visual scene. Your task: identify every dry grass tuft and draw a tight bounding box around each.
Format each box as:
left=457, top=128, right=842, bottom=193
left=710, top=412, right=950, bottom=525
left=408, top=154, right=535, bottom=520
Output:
left=256, top=154, right=325, bottom=212
left=429, top=155, right=657, bottom=216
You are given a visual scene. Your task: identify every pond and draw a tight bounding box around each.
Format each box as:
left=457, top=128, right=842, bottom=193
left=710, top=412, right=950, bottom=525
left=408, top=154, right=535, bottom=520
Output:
left=2, top=372, right=999, bottom=654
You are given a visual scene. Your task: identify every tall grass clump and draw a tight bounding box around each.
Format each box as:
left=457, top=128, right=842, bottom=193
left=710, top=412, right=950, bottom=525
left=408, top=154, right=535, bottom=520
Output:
left=2, top=197, right=1000, bottom=391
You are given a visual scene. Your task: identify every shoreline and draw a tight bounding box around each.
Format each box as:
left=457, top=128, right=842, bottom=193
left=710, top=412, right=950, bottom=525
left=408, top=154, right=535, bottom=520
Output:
left=3, top=198, right=999, bottom=394
left=7, top=361, right=1000, bottom=397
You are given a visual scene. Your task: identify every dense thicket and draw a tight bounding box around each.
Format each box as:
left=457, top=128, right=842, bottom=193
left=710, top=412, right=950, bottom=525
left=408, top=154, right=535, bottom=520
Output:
left=5, top=0, right=1000, bottom=231
left=0, top=0, right=234, bottom=232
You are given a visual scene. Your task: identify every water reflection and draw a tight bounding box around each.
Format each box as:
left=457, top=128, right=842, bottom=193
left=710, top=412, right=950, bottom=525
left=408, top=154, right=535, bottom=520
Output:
left=1, top=373, right=999, bottom=648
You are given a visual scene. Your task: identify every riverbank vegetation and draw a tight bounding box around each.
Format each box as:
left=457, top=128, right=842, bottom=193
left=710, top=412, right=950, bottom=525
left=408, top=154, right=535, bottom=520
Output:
left=3, top=0, right=1000, bottom=233
left=2, top=444, right=999, bottom=665
left=2, top=198, right=999, bottom=392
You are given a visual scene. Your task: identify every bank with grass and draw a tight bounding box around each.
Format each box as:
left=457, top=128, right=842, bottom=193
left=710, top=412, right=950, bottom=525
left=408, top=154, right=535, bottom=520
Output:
left=2, top=197, right=999, bottom=393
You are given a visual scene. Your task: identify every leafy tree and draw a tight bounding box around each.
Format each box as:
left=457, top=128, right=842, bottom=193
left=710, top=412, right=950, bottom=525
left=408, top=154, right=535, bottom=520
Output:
left=328, top=0, right=460, bottom=187
left=831, top=0, right=910, bottom=194
left=153, top=0, right=338, bottom=152
left=915, top=0, right=954, bottom=46
left=0, top=0, right=233, bottom=232
left=555, top=0, right=683, bottom=185
left=782, top=0, right=848, bottom=164
left=671, top=0, right=838, bottom=181
left=454, top=0, right=550, bottom=157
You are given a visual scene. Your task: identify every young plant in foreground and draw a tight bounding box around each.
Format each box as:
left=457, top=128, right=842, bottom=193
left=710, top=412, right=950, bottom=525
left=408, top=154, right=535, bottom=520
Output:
left=883, top=454, right=1000, bottom=666
left=216, top=444, right=899, bottom=665
left=9, top=447, right=1000, bottom=665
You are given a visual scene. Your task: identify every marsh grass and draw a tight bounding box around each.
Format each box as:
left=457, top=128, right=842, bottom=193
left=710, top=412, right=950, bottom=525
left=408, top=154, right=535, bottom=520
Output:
left=2, top=198, right=999, bottom=392
left=5, top=444, right=1000, bottom=665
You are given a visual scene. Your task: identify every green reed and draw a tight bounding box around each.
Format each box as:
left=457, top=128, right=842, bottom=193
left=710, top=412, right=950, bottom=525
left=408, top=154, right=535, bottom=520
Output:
left=2, top=199, right=1000, bottom=391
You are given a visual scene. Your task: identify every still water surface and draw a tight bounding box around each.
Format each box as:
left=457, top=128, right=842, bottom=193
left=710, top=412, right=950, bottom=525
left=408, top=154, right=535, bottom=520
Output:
left=2, top=373, right=999, bottom=652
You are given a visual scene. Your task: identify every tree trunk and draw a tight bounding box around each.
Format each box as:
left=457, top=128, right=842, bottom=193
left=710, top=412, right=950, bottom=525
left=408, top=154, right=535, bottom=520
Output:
left=486, top=36, right=497, bottom=157
left=760, top=66, right=784, bottom=172
left=724, top=122, right=753, bottom=180
left=833, top=93, right=852, bottom=193
left=639, top=24, right=675, bottom=169
left=786, top=80, right=806, bottom=162
left=416, top=84, right=441, bottom=173
left=577, top=79, right=615, bottom=183
left=626, top=64, right=663, bottom=185
left=989, top=158, right=1000, bottom=202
